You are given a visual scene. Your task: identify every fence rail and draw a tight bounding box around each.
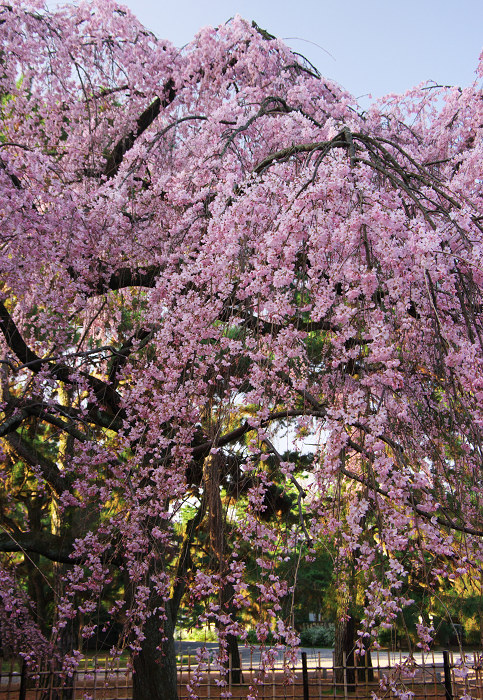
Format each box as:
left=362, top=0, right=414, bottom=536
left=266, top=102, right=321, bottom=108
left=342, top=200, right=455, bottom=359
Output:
left=1, top=650, right=481, bottom=700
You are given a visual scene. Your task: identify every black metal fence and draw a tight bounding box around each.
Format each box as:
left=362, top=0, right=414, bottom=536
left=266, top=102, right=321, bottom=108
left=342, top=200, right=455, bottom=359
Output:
left=0, top=649, right=481, bottom=700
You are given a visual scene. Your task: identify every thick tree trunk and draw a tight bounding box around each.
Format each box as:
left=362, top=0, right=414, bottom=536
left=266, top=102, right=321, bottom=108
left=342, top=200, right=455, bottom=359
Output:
left=334, top=582, right=373, bottom=690
left=132, top=604, right=178, bottom=700
left=226, top=631, right=242, bottom=684
left=47, top=385, right=76, bottom=699
left=203, top=455, right=243, bottom=685
left=129, top=502, right=205, bottom=700
left=357, top=646, right=374, bottom=684
left=334, top=610, right=356, bottom=691
left=220, top=581, right=242, bottom=684
left=480, top=569, right=483, bottom=648
left=334, top=544, right=356, bottom=691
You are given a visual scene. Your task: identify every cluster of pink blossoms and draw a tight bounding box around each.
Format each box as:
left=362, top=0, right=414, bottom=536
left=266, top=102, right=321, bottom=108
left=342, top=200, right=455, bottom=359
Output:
left=0, top=2, right=482, bottom=696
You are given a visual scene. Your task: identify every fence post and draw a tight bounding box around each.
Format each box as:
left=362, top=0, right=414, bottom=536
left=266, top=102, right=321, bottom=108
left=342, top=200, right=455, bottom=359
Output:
left=443, top=650, right=453, bottom=700
left=332, top=651, right=336, bottom=700
left=207, top=651, right=211, bottom=700
left=229, top=650, right=232, bottom=693
left=343, top=651, right=348, bottom=700
left=302, top=651, right=309, bottom=700
left=19, top=659, right=27, bottom=700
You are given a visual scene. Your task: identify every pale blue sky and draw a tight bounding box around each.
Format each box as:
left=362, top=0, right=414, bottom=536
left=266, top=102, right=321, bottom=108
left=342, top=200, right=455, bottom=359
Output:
left=118, top=0, right=482, bottom=107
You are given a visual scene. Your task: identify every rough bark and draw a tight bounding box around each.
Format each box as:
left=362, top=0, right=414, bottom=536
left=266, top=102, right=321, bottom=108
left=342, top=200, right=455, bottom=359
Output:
left=333, top=564, right=373, bottom=690
left=203, top=454, right=243, bottom=684
left=334, top=608, right=356, bottom=691
left=334, top=526, right=356, bottom=691
left=132, top=602, right=178, bottom=700
left=334, top=612, right=373, bottom=685
left=222, top=583, right=243, bottom=684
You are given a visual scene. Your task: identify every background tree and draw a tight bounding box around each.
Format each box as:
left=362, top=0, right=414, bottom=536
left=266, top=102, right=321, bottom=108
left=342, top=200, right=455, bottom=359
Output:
left=0, top=3, right=483, bottom=699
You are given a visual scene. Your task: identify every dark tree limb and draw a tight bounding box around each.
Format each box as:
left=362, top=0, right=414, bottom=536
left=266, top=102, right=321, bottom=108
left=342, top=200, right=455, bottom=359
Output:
left=171, top=499, right=206, bottom=620
left=0, top=530, right=124, bottom=566
left=0, top=157, right=22, bottom=189
left=0, top=398, right=121, bottom=440
left=0, top=531, right=76, bottom=564
left=0, top=409, right=29, bottom=437
left=0, top=302, right=51, bottom=374
left=5, top=432, right=68, bottom=495
left=104, top=78, right=176, bottom=179
left=87, top=265, right=162, bottom=295
left=20, top=405, right=88, bottom=443
left=191, top=406, right=327, bottom=460
left=108, top=328, right=154, bottom=386
left=0, top=301, right=123, bottom=416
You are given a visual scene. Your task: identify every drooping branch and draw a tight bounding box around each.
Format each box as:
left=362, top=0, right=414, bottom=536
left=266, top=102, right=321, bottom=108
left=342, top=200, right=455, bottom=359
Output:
left=254, top=128, right=464, bottom=234
left=343, top=441, right=483, bottom=538
left=221, top=96, right=323, bottom=157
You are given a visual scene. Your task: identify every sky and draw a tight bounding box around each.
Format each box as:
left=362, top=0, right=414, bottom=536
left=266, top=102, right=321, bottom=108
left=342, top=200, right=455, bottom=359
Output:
left=107, top=0, right=483, bottom=108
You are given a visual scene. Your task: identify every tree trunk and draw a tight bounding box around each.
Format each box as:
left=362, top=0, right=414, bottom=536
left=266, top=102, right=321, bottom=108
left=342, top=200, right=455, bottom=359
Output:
left=226, top=632, right=242, bottom=684
left=47, top=384, right=76, bottom=699
left=129, top=502, right=206, bottom=700
left=334, top=586, right=374, bottom=689
left=357, top=646, right=374, bottom=684
left=334, top=610, right=356, bottom=691
left=203, top=454, right=243, bottom=685
left=480, top=569, right=483, bottom=649
left=132, top=604, right=178, bottom=700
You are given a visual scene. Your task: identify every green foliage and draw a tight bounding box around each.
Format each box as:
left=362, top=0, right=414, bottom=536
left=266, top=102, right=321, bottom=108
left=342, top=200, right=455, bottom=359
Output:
left=246, top=628, right=275, bottom=645
left=179, top=626, right=218, bottom=642
left=278, top=547, right=334, bottom=626
left=299, top=623, right=335, bottom=647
